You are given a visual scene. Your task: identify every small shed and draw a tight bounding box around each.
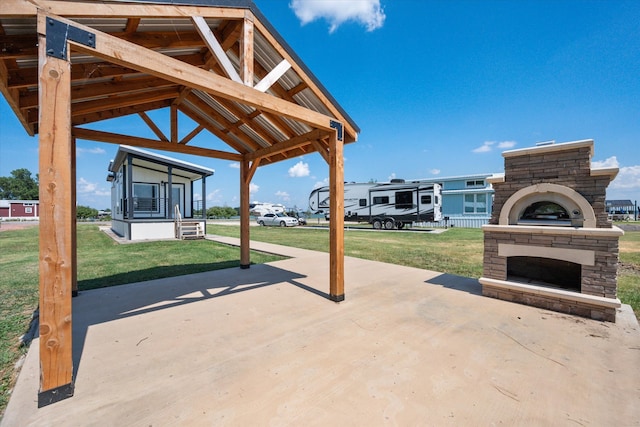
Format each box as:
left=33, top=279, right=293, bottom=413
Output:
left=0, top=0, right=358, bottom=406
left=108, top=145, right=214, bottom=240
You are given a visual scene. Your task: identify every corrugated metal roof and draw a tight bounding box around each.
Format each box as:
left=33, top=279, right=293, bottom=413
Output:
left=0, top=0, right=358, bottom=166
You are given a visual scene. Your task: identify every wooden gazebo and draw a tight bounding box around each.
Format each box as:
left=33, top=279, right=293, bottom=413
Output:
left=0, top=0, right=358, bottom=406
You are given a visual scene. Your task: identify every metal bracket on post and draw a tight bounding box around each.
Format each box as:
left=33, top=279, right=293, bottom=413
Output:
left=46, top=17, right=95, bottom=60
left=330, top=120, right=343, bottom=142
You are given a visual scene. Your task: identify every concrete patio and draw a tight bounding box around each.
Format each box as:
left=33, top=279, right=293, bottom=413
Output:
left=2, top=236, right=639, bottom=426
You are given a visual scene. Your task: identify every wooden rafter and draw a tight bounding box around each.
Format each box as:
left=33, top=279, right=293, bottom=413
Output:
left=72, top=127, right=242, bottom=161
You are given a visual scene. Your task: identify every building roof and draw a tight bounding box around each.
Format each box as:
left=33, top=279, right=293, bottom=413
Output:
left=606, top=200, right=634, bottom=207
left=109, top=145, right=215, bottom=180
left=0, top=0, right=358, bottom=165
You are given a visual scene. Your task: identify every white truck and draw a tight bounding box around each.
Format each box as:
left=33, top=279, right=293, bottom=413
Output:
left=309, top=179, right=442, bottom=229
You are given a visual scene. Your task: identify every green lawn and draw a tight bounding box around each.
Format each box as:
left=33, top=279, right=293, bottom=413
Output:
left=1, top=222, right=639, bottom=418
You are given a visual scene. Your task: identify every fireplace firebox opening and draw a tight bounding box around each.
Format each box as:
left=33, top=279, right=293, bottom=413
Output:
left=507, top=256, right=581, bottom=291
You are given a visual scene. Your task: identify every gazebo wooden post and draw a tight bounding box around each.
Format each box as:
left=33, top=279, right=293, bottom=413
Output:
left=328, top=127, right=345, bottom=301
left=37, top=16, right=75, bottom=406
left=239, top=157, right=260, bottom=269
left=239, top=157, right=251, bottom=268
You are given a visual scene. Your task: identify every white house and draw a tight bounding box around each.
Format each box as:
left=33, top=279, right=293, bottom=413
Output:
left=107, top=145, right=214, bottom=240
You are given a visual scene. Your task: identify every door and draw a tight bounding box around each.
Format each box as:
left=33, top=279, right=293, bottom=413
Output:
left=170, top=184, right=185, bottom=217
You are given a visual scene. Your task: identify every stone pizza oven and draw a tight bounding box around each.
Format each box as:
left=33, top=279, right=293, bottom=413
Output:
left=480, top=140, right=624, bottom=322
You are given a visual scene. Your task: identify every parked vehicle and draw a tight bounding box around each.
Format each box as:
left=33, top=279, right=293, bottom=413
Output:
left=309, top=179, right=442, bottom=229
left=249, top=202, right=285, bottom=217
left=256, top=212, right=299, bottom=227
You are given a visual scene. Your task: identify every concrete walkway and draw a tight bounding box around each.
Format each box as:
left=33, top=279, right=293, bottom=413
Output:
left=2, top=236, right=639, bottom=426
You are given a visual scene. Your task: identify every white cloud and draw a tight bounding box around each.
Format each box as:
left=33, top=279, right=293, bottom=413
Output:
left=498, top=141, right=517, bottom=149
left=288, top=161, right=310, bottom=177
left=290, top=0, right=386, bottom=33
left=388, top=172, right=396, bottom=181
left=473, top=140, right=516, bottom=153
left=610, top=165, right=640, bottom=190
left=77, top=177, right=97, bottom=193
left=430, top=169, right=441, bottom=175
left=473, top=141, right=495, bottom=153
left=249, top=183, right=259, bottom=194
left=77, top=177, right=109, bottom=198
left=592, top=156, right=620, bottom=169
left=275, top=190, right=291, bottom=202
left=228, top=162, right=240, bottom=169
left=77, top=147, right=106, bottom=155
left=206, top=189, right=222, bottom=203
left=313, top=178, right=329, bottom=189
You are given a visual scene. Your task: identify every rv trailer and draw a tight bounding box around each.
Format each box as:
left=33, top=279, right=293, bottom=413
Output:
left=249, top=202, right=285, bottom=217
left=309, top=179, right=442, bottom=229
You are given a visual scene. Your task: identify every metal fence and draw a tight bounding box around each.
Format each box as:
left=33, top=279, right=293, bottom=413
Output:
left=124, top=198, right=205, bottom=219
left=417, top=216, right=490, bottom=229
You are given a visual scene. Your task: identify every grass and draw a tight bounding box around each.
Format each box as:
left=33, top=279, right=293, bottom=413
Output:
left=1, top=222, right=639, bottom=417
left=0, top=224, right=283, bottom=417
left=206, top=223, right=640, bottom=317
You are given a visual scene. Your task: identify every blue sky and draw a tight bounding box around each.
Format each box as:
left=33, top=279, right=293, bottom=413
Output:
left=1, top=0, right=639, bottom=210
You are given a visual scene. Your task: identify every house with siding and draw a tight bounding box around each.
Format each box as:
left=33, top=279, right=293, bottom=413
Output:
left=108, top=145, right=214, bottom=240
left=0, top=199, right=39, bottom=219
left=417, top=173, right=495, bottom=228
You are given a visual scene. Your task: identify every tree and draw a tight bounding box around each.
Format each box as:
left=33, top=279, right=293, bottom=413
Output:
left=206, top=206, right=237, bottom=219
left=0, top=168, right=39, bottom=200
left=76, top=205, right=98, bottom=220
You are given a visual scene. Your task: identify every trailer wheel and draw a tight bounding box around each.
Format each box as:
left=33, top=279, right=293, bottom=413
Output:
left=384, top=219, right=395, bottom=230
left=397, top=222, right=404, bottom=230
left=372, top=219, right=382, bottom=229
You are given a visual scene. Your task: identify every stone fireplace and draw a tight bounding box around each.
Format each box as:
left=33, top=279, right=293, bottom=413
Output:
left=479, top=140, right=624, bottom=322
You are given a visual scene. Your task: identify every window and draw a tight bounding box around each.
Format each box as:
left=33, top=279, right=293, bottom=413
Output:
left=464, top=193, right=487, bottom=214
left=373, top=196, right=389, bottom=204
left=421, top=195, right=432, bottom=205
left=466, top=179, right=485, bottom=188
left=359, top=199, right=367, bottom=207
left=395, top=191, right=413, bottom=209
left=25, top=207, right=33, bottom=213
left=133, top=183, right=159, bottom=212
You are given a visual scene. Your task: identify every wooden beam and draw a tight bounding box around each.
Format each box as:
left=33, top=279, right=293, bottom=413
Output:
left=48, top=14, right=337, bottom=132
left=0, top=54, right=34, bottom=134
left=245, top=129, right=326, bottom=161
left=254, top=59, right=291, bottom=93
left=37, top=26, right=74, bottom=406
left=252, top=18, right=358, bottom=141
left=179, top=124, right=204, bottom=145
left=138, top=111, right=169, bottom=142
left=1, top=1, right=247, bottom=19
left=311, top=139, right=330, bottom=164
left=70, top=99, right=172, bottom=127
left=192, top=15, right=242, bottom=84
left=178, top=101, right=248, bottom=154
left=170, top=104, right=178, bottom=143
left=240, top=13, right=254, bottom=87
left=70, top=87, right=179, bottom=118
left=240, top=158, right=251, bottom=269
left=20, top=75, right=177, bottom=109
left=245, top=158, right=261, bottom=185
left=328, top=129, right=345, bottom=301
left=72, top=127, right=242, bottom=161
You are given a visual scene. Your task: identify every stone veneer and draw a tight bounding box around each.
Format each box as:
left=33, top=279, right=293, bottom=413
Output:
left=480, top=140, right=623, bottom=322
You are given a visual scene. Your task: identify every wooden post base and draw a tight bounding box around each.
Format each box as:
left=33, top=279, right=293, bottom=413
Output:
left=38, top=383, right=74, bottom=408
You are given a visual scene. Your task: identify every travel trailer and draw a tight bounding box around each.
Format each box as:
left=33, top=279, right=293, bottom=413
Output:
left=249, top=202, right=285, bottom=217
left=309, top=179, right=442, bottom=229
